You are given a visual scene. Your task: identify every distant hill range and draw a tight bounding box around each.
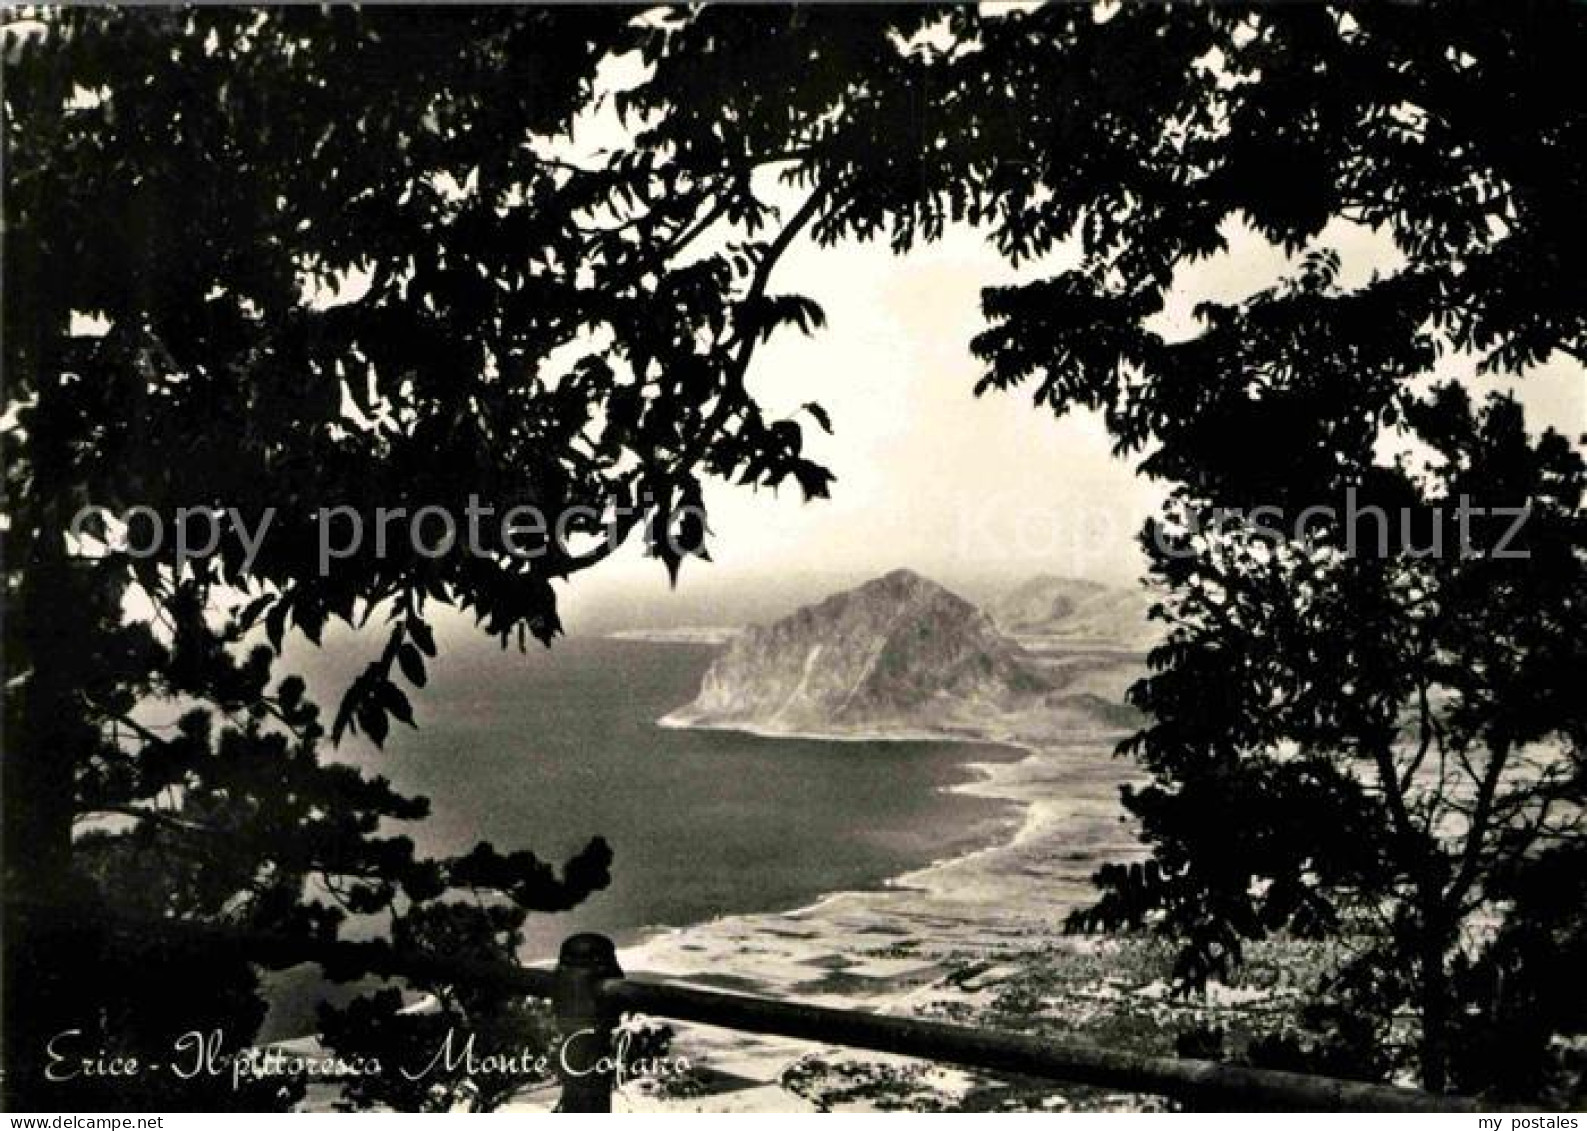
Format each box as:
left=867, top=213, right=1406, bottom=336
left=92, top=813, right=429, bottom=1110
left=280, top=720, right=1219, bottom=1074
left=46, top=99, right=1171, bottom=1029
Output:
left=663, top=569, right=1146, bottom=741
left=988, top=575, right=1160, bottom=653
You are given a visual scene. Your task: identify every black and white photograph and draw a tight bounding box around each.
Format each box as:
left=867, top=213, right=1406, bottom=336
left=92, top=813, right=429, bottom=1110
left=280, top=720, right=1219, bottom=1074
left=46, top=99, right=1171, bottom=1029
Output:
left=2, top=1, right=1584, bottom=1117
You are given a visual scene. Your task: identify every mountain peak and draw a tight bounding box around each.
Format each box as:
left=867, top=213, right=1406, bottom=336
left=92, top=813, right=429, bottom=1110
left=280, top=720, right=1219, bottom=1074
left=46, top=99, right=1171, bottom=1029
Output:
left=855, top=568, right=964, bottom=605
left=872, top=567, right=930, bottom=588
left=665, top=569, right=1048, bottom=735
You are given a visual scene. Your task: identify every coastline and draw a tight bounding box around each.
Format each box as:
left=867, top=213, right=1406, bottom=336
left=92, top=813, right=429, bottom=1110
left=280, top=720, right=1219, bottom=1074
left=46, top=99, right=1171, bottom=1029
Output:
left=593, top=722, right=1042, bottom=959
left=606, top=628, right=744, bottom=646
left=637, top=710, right=1141, bottom=936
left=637, top=736, right=1042, bottom=935
left=656, top=708, right=1034, bottom=748
left=503, top=714, right=1149, bottom=1111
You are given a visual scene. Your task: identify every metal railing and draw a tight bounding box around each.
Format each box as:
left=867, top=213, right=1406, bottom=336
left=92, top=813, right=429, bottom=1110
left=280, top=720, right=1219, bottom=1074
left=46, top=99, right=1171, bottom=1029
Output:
left=15, top=905, right=1485, bottom=1112
left=547, top=932, right=1478, bottom=1113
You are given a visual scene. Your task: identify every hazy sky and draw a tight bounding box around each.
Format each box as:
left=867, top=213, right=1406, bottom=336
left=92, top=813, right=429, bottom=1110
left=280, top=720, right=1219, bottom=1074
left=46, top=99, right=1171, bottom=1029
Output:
left=548, top=37, right=1585, bottom=631
left=560, top=204, right=1585, bottom=630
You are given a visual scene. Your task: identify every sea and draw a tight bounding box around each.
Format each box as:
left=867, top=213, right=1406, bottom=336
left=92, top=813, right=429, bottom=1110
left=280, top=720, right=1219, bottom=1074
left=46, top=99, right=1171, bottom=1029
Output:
left=260, top=634, right=1026, bottom=1039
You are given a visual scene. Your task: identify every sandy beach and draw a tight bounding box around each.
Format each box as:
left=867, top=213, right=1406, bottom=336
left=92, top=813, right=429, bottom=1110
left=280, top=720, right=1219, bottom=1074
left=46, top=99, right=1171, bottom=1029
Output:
left=503, top=729, right=1158, bottom=1113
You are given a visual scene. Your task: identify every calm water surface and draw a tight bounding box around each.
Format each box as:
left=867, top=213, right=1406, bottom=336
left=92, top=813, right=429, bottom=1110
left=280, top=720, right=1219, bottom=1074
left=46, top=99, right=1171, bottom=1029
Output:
left=264, top=635, right=1025, bottom=1036
left=361, top=636, right=1024, bottom=956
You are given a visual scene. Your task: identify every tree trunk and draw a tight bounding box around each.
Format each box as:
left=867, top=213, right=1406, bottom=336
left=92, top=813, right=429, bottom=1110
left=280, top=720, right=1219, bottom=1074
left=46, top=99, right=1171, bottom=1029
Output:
left=1417, top=909, right=1452, bottom=1093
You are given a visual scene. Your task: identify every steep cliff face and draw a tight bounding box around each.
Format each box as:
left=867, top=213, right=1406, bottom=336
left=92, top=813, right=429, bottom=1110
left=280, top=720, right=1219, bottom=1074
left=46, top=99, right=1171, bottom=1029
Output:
left=666, top=569, right=1051, bottom=734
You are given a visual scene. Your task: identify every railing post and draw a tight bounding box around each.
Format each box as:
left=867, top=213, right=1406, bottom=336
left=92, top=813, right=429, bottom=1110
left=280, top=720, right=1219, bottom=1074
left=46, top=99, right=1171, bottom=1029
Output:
left=552, top=932, right=623, bottom=1112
